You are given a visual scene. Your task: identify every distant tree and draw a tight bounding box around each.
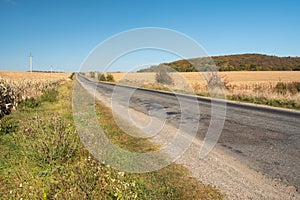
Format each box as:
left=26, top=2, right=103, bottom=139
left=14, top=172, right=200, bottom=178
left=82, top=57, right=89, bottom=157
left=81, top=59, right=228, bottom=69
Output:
left=98, top=73, right=106, bottom=81
left=155, top=67, right=173, bottom=85
left=292, top=65, right=300, bottom=71
left=250, top=64, right=258, bottom=71
left=106, top=73, right=115, bottom=82
left=90, top=71, right=95, bottom=78
left=138, top=54, right=300, bottom=72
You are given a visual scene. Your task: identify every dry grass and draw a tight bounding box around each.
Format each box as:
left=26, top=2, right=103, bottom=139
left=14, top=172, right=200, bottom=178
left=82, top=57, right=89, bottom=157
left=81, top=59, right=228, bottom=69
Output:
left=107, top=71, right=300, bottom=109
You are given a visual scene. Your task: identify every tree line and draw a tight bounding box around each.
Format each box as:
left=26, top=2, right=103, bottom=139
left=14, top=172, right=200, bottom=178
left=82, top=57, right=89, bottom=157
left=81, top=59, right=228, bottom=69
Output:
left=138, top=54, right=300, bottom=72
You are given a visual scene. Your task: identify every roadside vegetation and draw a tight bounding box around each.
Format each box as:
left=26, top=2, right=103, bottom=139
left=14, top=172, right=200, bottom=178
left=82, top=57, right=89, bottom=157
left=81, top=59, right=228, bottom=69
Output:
left=87, top=71, right=115, bottom=82
left=225, top=81, right=300, bottom=109
left=0, top=78, right=223, bottom=199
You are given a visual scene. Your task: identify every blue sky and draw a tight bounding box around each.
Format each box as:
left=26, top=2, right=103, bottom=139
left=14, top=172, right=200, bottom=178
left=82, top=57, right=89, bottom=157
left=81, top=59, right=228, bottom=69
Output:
left=0, top=0, right=299, bottom=72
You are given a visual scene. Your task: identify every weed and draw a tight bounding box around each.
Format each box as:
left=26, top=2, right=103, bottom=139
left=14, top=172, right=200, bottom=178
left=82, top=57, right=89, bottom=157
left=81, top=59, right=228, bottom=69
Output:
left=274, top=82, right=300, bottom=95
left=0, top=116, right=18, bottom=135
left=40, top=89, right=58, bottom=102
left=19, top=97, right=40, bottom=109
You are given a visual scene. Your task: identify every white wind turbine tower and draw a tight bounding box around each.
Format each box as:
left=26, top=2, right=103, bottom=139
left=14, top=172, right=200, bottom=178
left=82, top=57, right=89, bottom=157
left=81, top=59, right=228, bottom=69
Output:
left=29, top=52, right=33, bottom=72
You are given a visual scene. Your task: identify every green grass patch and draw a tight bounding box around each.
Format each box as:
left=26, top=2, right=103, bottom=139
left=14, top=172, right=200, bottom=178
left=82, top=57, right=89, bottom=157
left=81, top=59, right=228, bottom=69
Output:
left=141, top=83, right=173, bottom=92
left=0, top=80, right=223, bottom=199
left=227, top=94, right=300, bottom=110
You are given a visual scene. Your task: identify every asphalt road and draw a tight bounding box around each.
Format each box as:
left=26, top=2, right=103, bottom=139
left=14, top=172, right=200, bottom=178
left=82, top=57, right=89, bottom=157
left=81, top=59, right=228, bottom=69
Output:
left=77, top=74, right=300, bottom=191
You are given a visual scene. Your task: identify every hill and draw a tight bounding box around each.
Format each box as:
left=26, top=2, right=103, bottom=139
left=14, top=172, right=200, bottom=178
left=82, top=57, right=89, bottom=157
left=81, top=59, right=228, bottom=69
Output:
left=138, top=54, right=300, bottom=72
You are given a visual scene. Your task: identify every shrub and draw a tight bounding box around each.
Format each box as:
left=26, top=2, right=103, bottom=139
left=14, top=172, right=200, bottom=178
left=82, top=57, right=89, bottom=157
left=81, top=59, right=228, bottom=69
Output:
left=40, top=88, right=59, bottom=102
left=69, top=73, right=75, bottom=80
left=98, top=73, right=107, bottom=81
left=106, top=73, right=115, bottom=82
left=274, top=82, right=300, bottom=95
left=19, top=97, right=40, bottom=109
left=206, top=72, right=229, bottom=90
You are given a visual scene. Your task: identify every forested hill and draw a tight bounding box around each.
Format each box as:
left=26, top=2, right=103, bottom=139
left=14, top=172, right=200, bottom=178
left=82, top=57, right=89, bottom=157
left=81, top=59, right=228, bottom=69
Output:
left=138, top=54, right=300, bottom=72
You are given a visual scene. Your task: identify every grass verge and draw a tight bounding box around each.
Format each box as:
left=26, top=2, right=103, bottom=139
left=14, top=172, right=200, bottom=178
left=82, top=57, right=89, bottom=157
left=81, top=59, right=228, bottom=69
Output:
left=227, top=94, right=300, bottom=110
left=144, top=86, right=300, bottom=110
left=0, top=80, right=223, bottom=199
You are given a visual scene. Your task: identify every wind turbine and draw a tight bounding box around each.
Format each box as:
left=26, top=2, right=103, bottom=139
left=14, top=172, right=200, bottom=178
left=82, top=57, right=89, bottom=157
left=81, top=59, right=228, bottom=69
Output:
left=29, top=53, right=33, bottom=72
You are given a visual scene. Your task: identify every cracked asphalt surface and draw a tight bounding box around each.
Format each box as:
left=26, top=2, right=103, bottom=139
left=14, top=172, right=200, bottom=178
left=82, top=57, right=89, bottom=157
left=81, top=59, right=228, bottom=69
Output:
left=78, top=75, right=300, bottom=192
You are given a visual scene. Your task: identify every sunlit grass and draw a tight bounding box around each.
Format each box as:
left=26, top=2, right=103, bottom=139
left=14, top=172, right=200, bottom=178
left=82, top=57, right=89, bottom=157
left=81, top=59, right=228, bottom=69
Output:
left=0, top=80, right=224, bottom=199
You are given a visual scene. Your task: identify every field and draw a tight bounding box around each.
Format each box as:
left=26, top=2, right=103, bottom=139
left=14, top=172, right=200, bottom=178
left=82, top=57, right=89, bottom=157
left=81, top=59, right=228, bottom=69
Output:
left=0, top=71, right=71, bottom=82
left=0, top=71, right=71, bottom=118
left=102, top=71, right=300, bottom=109
left=109, top=71, right=300, bottom=86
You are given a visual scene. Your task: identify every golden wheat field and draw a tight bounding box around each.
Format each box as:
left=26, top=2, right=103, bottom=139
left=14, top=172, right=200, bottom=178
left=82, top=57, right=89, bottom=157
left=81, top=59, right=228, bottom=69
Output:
left=103, top=71, right=300, bottom=108
left=0, top=70, right=71, bottom=82
left=108, top=71, right=299, bottom=91
left=0, top=70, right=71, bottom=98
left=110, top=71, right=300, bottom=84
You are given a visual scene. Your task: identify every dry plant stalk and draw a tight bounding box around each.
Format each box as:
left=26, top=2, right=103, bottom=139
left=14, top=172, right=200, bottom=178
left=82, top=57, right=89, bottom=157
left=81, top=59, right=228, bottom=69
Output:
left=0, top=71, right=71, bottom=118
